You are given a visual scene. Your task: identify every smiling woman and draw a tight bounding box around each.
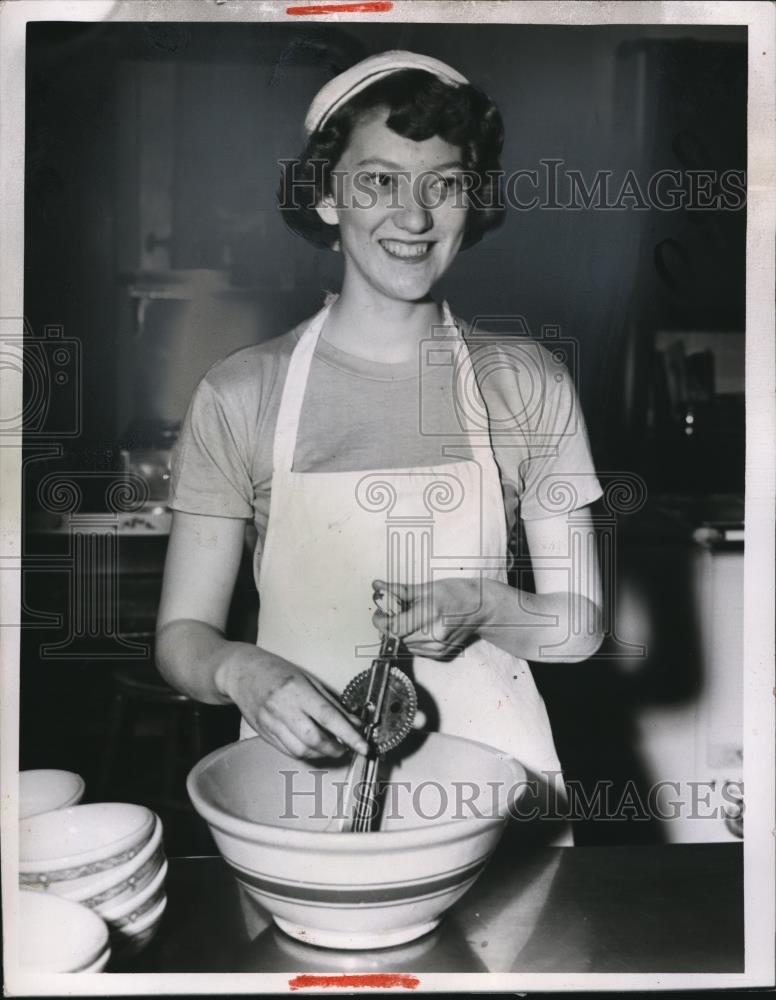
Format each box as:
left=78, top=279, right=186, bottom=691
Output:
left=156, top=50, right=604, bottom=847
left=279, top=64, right=505, bottom=253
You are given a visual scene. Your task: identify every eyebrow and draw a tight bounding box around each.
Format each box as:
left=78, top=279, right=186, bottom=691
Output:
left=354, top=158, right=465, bottom=171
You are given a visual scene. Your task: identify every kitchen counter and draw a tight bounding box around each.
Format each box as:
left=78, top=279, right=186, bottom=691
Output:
left=118, top=835, right=743, bottom=974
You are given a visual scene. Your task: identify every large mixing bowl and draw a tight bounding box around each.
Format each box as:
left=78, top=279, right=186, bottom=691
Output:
left=187, top=731, right=526, bottom=950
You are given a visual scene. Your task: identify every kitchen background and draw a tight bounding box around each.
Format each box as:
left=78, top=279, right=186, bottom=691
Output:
left=22, top=20, right=746, bottom=852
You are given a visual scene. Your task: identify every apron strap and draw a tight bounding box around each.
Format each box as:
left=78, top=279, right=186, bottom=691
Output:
left=271, top=298, right=498, bottom=474
left=272, top=300, right=333, bottom=474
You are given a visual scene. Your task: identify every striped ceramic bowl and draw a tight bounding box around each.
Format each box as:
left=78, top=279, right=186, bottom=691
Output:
left=53, top=814, right=165, bottom=912
left=188, top=731, right=526, bottom=950
left=110, top=891, right=168, bottom=959
left=102, top=857, right=168, bottom=957
left=20, top=803, right=155, bottom=894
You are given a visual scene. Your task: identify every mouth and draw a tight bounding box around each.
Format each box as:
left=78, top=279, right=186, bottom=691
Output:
left=378, top=239, right=433, bottom=262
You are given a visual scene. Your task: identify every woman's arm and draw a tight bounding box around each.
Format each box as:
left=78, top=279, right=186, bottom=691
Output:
left=156, top=510, right=367, bottom=757
left=156, top=509, right=248, bottom=703
left=504, top=503, right=603, bottom=662
left=374, top=504, right=604, bottom=664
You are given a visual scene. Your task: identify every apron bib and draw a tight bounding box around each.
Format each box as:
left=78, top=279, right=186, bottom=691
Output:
left=241, top=300, right=572, bottom=845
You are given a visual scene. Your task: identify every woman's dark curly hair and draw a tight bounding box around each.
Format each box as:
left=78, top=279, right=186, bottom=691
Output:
left=278, top=68, right=505, bottom=251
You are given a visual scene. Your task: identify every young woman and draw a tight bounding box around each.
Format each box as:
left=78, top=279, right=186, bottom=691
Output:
left=156, top=51, right=604, bottom=844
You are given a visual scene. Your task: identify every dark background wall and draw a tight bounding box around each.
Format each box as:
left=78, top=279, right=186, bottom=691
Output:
left=25, top=21, right=746, bottom=471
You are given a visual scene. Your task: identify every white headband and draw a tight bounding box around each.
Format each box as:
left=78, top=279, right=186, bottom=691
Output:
left=304, top=50, right=469, bottom=137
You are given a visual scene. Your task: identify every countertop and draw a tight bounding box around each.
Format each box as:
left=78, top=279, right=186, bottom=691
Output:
left=117, top=836, right=743, bottom=974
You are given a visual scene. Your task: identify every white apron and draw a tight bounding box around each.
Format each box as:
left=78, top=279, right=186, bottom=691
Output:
left=240, top=300, right=572, bottom=846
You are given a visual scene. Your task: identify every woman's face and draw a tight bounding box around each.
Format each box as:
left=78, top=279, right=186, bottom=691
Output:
left=317, top=109, right=468, bottom=303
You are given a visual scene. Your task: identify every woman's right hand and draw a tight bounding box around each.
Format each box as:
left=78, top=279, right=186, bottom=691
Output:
left=216, top=648, right=368, bottom=760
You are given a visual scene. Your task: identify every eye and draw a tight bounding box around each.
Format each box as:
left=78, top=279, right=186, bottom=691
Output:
left=428, top=174, right=463, bottom=199
left=366, top=171, right=396, bottom=189
left=442, top=175, right=463, bottom=194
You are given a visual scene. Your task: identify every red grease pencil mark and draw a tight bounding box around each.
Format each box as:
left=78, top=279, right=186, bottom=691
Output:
left=286, top=1, right=393, bottom=15
left=289, top=973, right=420, bottom=990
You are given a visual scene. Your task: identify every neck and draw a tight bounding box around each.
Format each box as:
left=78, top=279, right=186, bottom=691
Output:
left=321, top=278, right=446, bottom=364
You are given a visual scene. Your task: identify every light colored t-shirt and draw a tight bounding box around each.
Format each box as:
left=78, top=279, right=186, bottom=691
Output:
left=168, top=312, right=603, bottom=575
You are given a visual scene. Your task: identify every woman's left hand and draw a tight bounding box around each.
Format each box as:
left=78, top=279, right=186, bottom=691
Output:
left=372, top=577, right=492, bottom=660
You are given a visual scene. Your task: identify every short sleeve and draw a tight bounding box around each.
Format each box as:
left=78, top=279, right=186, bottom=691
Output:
left=517, top=353, right=603, bottom=521
left=168, top=377, right=253, bottom=519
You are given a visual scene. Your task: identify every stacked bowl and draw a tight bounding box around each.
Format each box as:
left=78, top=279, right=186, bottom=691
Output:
left=19, top=789, right=167, bottom=964
left=19, top=891, right=112, bottom=973
left=19, top=769, right=85, bottom=819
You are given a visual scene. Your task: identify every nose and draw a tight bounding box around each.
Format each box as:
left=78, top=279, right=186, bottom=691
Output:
left=394, top=180, right=433, bottom=234
left=395, top=203, right=432, bottom=234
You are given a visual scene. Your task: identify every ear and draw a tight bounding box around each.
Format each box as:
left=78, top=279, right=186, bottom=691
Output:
left=315, top=195, right=338, bottom=227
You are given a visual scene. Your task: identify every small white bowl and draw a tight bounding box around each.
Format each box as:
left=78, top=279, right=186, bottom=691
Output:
left=20, top=803, right=155, bottom=889
left=56, top=814, right=165, bottom=909
left=19, top=890, right=109, bottom=973
left=19, top=770, right=85, bottom=819
left=99, top=857, right=168, bottom=924
left=111, top=893, right=167, bottom=959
